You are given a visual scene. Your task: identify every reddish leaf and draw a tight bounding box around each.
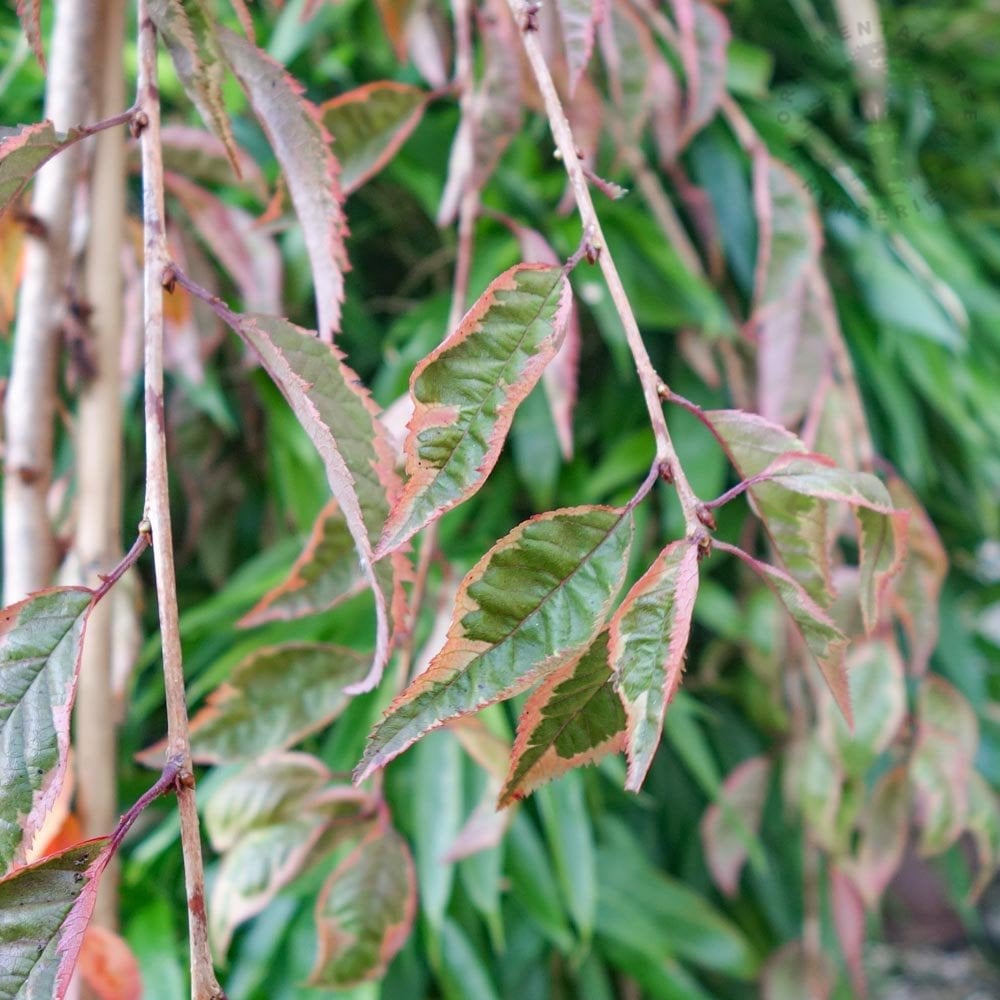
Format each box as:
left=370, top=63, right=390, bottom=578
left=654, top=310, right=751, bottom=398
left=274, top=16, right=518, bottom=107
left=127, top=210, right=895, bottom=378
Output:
left=910, top=729, right=970, bottom=855
left=358, top=505, right=635, bottom=781
left=310, top=824, right=417, bottom=988
left=445, top=789, right=513, bottom=860
left=239, top=500, right=366, bottom=627
left=219, top=28, right=349, bottom=341
left=555, top=0, right=605, bottom=94
left=830, top=867, right=867, bottom=997
left=599, top=1, right=659, bottom=145
left=405, top=1, right=451, bottom=89
left=374, top=0, right=414, bottom=59
left=158, top=124, right=267, bottom=198
left=15, top=0, right=44, bottom=68
left=0, top=122, right=87, bottom=215
left=701, top=756, right=771, bottom=897
left=228, top=0, right=255, bottom=40
left=500, top=630, right=625, bottom=807
left=78, top=925, right=143, bottom=1000
left=848, top=766, right=910, bottom=909
left=611, top=540, right=701, bottom=790
left=320, top=82, right=429, bottom=195
left=676, top=0, right=730, bottom=148
left=918, top=675, right=978, bottom=760
left=377, top=264, right=573, bottom=555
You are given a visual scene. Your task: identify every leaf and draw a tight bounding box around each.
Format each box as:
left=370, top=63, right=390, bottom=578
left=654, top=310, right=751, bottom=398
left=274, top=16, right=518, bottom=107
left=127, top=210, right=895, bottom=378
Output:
left=377, top=264, right=573, bottom=555
left=357, top=505, right=635, bottom=781
left=611, top=540, right=701, bottom=790
left=216, top=310, right=404, bottom=691
left=310, top=824, right=417, bottom=988
left=598, top=1, right=659, bottom=145
left=556, top=0, right=605, bottom=95
left=148, top=0, right=240, bottom=176
left=319, top=82, right=429, bottom=195
left=830, top=868, right=867, bottom=998
left=77, top=926, right=143, bottom=1000
left=700, top=756, right=771, bottom=897
left=501, top=630, right=625, bottom=807
left=717, top=542, right=850, bottom=724
left=0, top=588, right=94, bottom=872
left=917, top=675, right=978, bottom=759
left=0, top=122, right=86, bottom=215
left=15, top=0, right=44, bottom=69
left=677, top=0, right=730, bottom=148
left=910, top=730, right=970, bottom=855
left=158, top=124, right=267, bottom=198
left=966, top=772, right=1000, bottom=901
left=239, top=500, right=366, bottom=627
left=219, top=28, right=349, bottom=341
left=0, top=838, right=109, bottom=1000
left=185, top=644, right=370, bottom=763
left=848, top=766, right=910, bottom=909
left=761, top=940, right=833, bottom=1000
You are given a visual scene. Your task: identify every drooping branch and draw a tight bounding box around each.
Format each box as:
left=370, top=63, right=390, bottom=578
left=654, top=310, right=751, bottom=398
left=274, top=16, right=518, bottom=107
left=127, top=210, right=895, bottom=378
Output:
left=506, top=0, right=705, bottom=536
left=135, top=5, right=226, bottom=998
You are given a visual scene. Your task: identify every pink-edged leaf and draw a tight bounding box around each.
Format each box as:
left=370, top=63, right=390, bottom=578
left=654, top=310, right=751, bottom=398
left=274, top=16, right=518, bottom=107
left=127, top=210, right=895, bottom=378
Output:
left=215, top=310, right=404, bottom=690
left=718, top=542, right=850, bottom=724
left=78, top=924, right=143, bottom=1000
left=357, top=505, right=635, bottom=781
left=610, top=540, right=701, bottom=790
left=449, top=717, right=510, bottom=781
left=0, top=837, right=110, bottom=1000
left=377, top=264, right=573, bottom=556
left=676, top=0, right=730, bottom=148
left=966, top=772, right=1000, bottom=901
left=228, top=0, right=255, bottom=40
left=374, top=0, right=414, bottom=60
left=148, top=0, right=241, bottom=176
left=183, top=643, right=370, bottom=763
left=310, top=823, right=417, bottom=988
left=500, top=630, right=625, bottom=807
left=219, top=28, right=349, bottom=341
left=910, top=729, right=971, bottom=856
left=239, top=500, right=365, bottom=627
left=320, top=82, right=429, bottom=196
left=700, top=756, right=771, bottom=897
left=0, top=588, right=94, bottom=873
left=598, top=1, right=659, bottom=145
left=887, top=477, right=947, bottom=674
left=761, top=940, right=833, bottom=1000
left=848, top=766, right=910, bottom=909
left=784, top=732, right=842, bottom=852
left=917, top=674, right=978, bottom=760
left=165, top=171, right=282, bottom=314
left=556, top=0, right=605, bottom=95
left=445, top=787, right=513, bottom=861
left=15, top=0, right=44, bottom=69
left=498, top=216, right=581, bottom=460
left=158, top=124, right=267, bottom=198
left=0, top=122, right=87, bottom=215
left=706, top=410, right=830, bottom=602
left=830, top=867, right=867, bottom=997
left=405, top=1, right=451, bottom=89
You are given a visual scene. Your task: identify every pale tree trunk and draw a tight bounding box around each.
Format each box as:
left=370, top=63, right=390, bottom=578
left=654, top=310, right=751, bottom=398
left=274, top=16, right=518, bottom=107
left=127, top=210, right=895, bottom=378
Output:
left=73, top=0, right=128, bottom=932
left=3, top=0, right=97, bottom=603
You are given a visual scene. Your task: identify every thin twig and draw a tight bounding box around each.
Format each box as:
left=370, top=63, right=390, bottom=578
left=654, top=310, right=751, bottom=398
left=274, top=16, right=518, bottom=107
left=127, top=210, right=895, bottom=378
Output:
left=106, top=754, right=184, bottom=856
left=135, top=7, right=225, bottom=998
left=508, top=1, right=704, bottom=536
left=90, top=529, right=149, bottom=605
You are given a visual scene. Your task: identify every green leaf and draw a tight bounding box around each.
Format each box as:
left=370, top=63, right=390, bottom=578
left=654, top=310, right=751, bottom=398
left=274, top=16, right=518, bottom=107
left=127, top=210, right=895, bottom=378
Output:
left=0, top=122, right=85, bottom=215
left=966, top=772, right=1000, bottom=900
left=610, top=540, right=701, bottom=791
left=357, top=505, right=634, bottom=780
left=239, top=500, right=366, bottom=627
left=848, top=766, right=909, bottom=908
left=219, top=28, right=348, bottom=340
left=437, top=917, right=502, bottom=1000
left=377, top=264, right=573, bottom=555
left=0, top=588, right=93, bottom=872
left=148, top=0, right=240, bottom=175
left=0, top=838, right=109, bottom=999
left=555, top=0, right=601, bottom=94
left=310, top=825, right=416, bottom=988
left=186, top=643, right=370, bottom=762
left=319, top=82, right=428, bottom=195
left=501, top=630, right=625, bottom=806
left=217, top=310, right=405, bottom=691
left=918, top=674, right=978, bottom=759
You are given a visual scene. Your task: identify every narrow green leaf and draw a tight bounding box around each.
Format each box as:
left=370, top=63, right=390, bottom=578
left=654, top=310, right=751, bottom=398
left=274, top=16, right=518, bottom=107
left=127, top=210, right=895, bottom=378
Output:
left=310, top=825, right=416, bottom=988
left=320, top=82, right=428, bottom=195
left=437, top=918, right=502, bottom=1000
left=186, top=643, right=370, bottom=762
left=0, top=838, right=109, bottom=999
left=239, top=500, right=366, bottom=627
left=610, top=540, right=701, bottom=790
left=501, top=631, right=625, bottom=807
left=357, top=505, right=634, bottom=781
left=0, top=588, right=93, bottom=872
left=0, top=122, right=85, bottom=215
left=148, top=0, right=240, bottom=175
left=377, top=264, right=574, bottom=555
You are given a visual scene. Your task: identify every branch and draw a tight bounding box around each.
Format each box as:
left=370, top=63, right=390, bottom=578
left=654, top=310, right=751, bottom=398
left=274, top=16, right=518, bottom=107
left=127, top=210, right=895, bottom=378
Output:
left=507, top=1, right=704, bottom=536
left=135, top=6, right=225, bottom=998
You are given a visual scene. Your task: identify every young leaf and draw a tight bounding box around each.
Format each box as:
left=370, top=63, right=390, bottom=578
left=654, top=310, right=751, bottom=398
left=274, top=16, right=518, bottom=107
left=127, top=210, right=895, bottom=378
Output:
left=217, top=310, right=404, bottom=691
left=148, top=0, right=240, bottom=175
left=185, top=643, right=370, bottom=763
left=611, top=540, right=701, bottom=790
left=0, top=588, right=94, bottom=872
left=556, top=0, right=604, bottom=95
left=310, top=825, right=417, bottom=988
left=219, top=28, right=349, bottom=341
left=0, top=122, right=86, bottom=215
left=15, top=0, right=44, bottom=68
left=319, top=82, right=429, bottom=195
left=358, top=505, right=635, bottom=781
left=239, top=500, right=366, bottom=627
left=717, top=542, right=851, bottom=724
left=0, top=838, right=109, bottom=999
left=377, top=264, right=573, bottom=555
left=700, top=756, right=771, bottom=897
left=501, top=630, right=625, bottom=807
